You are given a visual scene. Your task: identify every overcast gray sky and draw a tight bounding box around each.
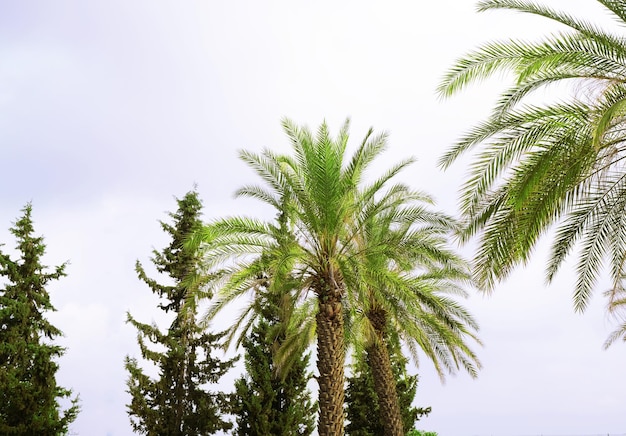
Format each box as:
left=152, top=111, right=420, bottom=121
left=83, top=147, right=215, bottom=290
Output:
left=2, top=1, right=626, bottom=435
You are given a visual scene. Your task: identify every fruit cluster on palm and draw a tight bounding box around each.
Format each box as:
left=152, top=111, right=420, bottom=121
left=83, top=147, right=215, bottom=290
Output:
left=438, top=0, right=626, bottom=322
left=192, top=119, right=481, bottom=435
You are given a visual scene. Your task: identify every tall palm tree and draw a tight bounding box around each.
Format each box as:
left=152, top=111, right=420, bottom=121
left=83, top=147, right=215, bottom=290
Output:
left=347, top=189, right=481, bottom=436
left=438, top=0, right=626, bottom=313
left=193, top=119, right=416, bottom=435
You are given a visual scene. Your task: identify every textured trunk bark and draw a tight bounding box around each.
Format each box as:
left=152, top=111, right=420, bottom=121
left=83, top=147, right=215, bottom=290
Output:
left=316, top=295, right=345, bottom=436
left=367, top=310, right=404, bottom=436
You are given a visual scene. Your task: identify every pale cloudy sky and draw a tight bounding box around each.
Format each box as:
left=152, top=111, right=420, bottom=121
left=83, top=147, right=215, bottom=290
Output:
left=2, top=1, right=626, bottom=435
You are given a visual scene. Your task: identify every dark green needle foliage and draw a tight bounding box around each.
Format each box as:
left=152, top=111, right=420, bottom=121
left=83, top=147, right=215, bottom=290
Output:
left=232, top=289, right=316, bottom=436
left=125, top=190, right=236, bottom=435
left=0, top=204, right=79, bottom=435
left=346, top=333, right=430, bottom=436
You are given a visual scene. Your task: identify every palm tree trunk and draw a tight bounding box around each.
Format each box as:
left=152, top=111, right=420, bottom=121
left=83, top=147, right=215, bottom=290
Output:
left=316, top=295, right=345, bottom=436
left=367, top=309, right=404, bottom=436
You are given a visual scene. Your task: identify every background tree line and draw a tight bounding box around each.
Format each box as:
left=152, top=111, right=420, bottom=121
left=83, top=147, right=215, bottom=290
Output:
left=0, top=187, right=444, bottom=435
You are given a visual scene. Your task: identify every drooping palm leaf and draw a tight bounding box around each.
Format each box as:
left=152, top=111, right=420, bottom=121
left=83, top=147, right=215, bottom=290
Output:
left=439, top=0, right=626, bottom=319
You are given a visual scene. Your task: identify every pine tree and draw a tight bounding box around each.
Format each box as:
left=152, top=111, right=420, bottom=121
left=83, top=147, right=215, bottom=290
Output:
left=232, top=288, right=316, bottom=436
left=346, top=333, right=430, bottom=436
left=125, top=190, right=236, bottom=435
left=0, top=204, right=79, bottom=435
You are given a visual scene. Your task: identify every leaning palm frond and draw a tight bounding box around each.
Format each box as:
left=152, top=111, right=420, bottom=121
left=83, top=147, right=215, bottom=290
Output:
left=439, top=0, right=626, bottom=320
left=603, top=283, right=626, bottom=348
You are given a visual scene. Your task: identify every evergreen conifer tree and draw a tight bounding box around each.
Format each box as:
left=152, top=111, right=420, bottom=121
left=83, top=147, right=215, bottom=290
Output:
left=232, top=287, right=316, bottom=436
left=0, top=204, right=79, bottom=435
left=346, top=333, right=430, bottom=436
left=125, top=190, right=236, bottom=435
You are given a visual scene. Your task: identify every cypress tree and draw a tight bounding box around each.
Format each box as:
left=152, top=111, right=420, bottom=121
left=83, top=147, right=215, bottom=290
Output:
left=232, top=286, right=316, bottom=436
left=125, top=190, right=236, bottom=435
left=0, top=204, right=79, bottom=435
left=345, top=333, right=430, bottom=436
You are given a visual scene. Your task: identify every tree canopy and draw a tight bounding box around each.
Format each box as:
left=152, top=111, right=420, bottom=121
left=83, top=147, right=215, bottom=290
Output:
left=125, top=191, right=236, bottom=435
left=0, top=204, right=79, bottom=435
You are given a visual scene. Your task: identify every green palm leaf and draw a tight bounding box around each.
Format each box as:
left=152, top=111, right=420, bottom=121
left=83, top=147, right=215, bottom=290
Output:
left=439, top=0, right=626, bottom=327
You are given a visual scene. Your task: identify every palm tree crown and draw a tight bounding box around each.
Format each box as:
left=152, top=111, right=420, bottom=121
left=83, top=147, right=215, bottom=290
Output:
left=193, top=119, right=419, bottom=436
left=345, top=189, right=481, bottom=435
left=347, top=187, right=481, bottom=377
left=438, top=0, right=626, bottom=313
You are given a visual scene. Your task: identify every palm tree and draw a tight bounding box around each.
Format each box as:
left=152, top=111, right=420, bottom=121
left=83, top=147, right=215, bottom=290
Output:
left=346, top=189, right=481, bottom=436
left=193, top=119, right=416, bottom=435
left=438, top=0, right=626, bottom=313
